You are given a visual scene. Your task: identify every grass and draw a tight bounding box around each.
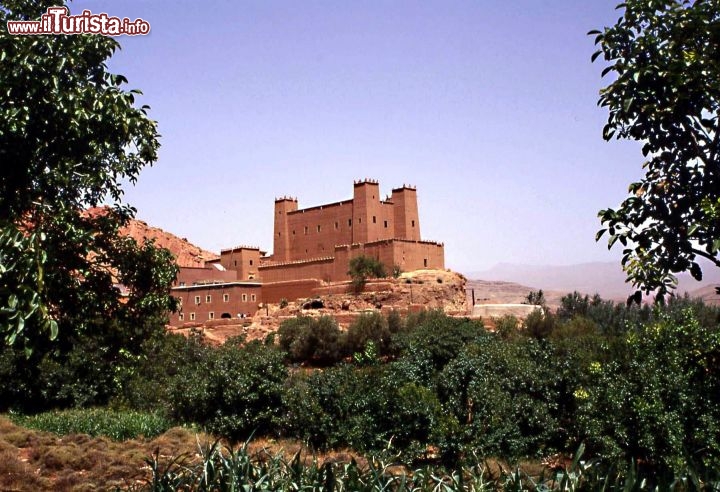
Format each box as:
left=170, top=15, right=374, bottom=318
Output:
left=0, top=415, right=206, bottom=491
left=8, top=407, right=172, bottom=441
left=0, top=415, right=367, bottom=491
left=3, top=413, right=719, bottom=491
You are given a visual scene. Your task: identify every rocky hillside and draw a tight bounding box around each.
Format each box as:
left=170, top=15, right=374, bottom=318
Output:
left=121, top=218, right=219, bottom=268
left=172, top=269, right=469, bottom=344
left=83, top=207, right=219, bottom=268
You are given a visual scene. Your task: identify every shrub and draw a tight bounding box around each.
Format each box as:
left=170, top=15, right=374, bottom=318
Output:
left=386, top=309, right=405, bottom=337
left=557, top=291, right=591, bottom=320
left=169, top=341, right=287, bottom=441
left=438, top=337, right=560, bottom=460
left=347, top=255, right=387, bottom=292
left=0, top=321, right=136, bottom=412
left=116, top=331, right=209, bottom=414
left=283, top=366, right=384, bottom=450
left=525, top=289, right=546, bottom=306
left=277, top=316, right=344, bottom=365
left=283, top=365, right=442, bottom=456
left=522, top=309, right=556, bottom=339
left=395, top=311, right=486, bottom=376
left=345, top=312, right=391, bottom=356
left=494, top=314, right=520, bottom=339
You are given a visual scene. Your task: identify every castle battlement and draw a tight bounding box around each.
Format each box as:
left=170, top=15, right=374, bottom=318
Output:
left=220, top=244, right=262, bottom=254
left=259, top=256, right=335, bottom=268
left=354, top=178, right=379, bottom=186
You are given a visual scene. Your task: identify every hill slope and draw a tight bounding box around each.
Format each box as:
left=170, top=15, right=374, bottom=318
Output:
left=121, top=218, right=219, bottom=268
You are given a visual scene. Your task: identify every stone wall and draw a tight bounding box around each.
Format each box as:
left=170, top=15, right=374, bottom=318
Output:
left=261, top=279, right=324, bottom=303
left=259, top=257, right=336, bottom=283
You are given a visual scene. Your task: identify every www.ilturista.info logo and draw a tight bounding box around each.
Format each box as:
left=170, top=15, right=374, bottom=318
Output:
left=7, top=6, right=150, bottom=36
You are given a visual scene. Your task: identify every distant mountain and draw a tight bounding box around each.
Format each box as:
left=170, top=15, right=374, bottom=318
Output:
left=688, top=285, right=720, bottom=306
left=466, top=260, right=720, bottom=302
left=465, top=279, right=568, bottom=309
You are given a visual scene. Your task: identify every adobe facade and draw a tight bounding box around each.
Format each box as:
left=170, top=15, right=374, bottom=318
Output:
left=169, top=180, right=444, bottom=326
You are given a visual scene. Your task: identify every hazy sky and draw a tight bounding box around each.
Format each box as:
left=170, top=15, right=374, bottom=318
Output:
left=70, top=0, right=642, bottom=273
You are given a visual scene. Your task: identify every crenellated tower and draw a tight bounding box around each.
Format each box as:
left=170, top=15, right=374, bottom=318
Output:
left=273, top=196, right=297, bottom=262
left=391, top=185, right=420, bottom=240
left=351, top=179, right=381, bottom=243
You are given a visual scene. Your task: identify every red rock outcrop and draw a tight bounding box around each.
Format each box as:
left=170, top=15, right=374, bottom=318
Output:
left=83, top=207, right=219, bottom=268
left=120, top=219, right=218, bottom=268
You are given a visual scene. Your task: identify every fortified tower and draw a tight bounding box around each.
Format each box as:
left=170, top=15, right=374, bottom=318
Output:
left=351, top=179, right=381, bottom=244
left=391, top=185, right=420, bottom=241
left=220, top=246, right=263, bottom=280
left=273, top=196, right=297, bottom=262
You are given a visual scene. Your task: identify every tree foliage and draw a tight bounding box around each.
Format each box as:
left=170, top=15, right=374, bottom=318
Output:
left=347, top=255, right=387, bottom=292
left=0, top=1, right=176, bottom=354
left=278, top=315, right=344, bottom=365
left=592, top=0, right=720, bottom=298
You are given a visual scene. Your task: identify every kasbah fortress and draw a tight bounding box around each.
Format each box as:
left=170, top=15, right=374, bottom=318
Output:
left=159, top=179, right=479, bottom=342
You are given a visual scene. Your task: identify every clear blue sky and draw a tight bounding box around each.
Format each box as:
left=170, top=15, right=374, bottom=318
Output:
left=71, top=0, right=642, bottom=273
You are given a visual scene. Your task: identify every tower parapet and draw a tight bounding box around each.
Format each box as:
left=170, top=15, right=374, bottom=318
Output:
left=353, top=178, right=379, bottom=186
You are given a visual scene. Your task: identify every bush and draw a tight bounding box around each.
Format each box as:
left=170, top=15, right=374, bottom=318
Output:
left=169, top=341, right=287, bottom=441
left=282, top=365, right=443, bottom=456
left=395, top=311, right=486, bottom=378
left=386, top=309, right=404, bottom=335
left=348, top=255, right=387, bottom=292
left=522, top=309, right=556, bottom=339
left=346, top=312, right=392, bottom=356
left=282, top=365, right=388, bottom=450
left=116, top=331, right=208, bottom=414
left=0, top=320, right=141, bottom=412
left=494, top=314, right=520, bottom=339
left=277, top=316, right=344, bottom=365
left=438, top=337, right=560, bottom=460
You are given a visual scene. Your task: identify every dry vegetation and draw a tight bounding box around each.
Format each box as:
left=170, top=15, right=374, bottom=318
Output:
left=0, top=416, right=191, bottom=491
left=0, top=416, right=369, bottom=491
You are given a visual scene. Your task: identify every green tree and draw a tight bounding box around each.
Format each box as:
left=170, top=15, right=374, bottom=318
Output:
left=525, top=289, right=546, bottom=307
left=170, top=340, right=288, bottom=441
left=592, top=0, right=720, bottom=299
left=277, top=315, right=344, bottom=365
left=347, top=255, right=386, bottom=292
left=0, top=0, right=176, bottom=356
left=578, top=308, right=720, bottom=476
left=346, top=311, right=391, bottom=356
